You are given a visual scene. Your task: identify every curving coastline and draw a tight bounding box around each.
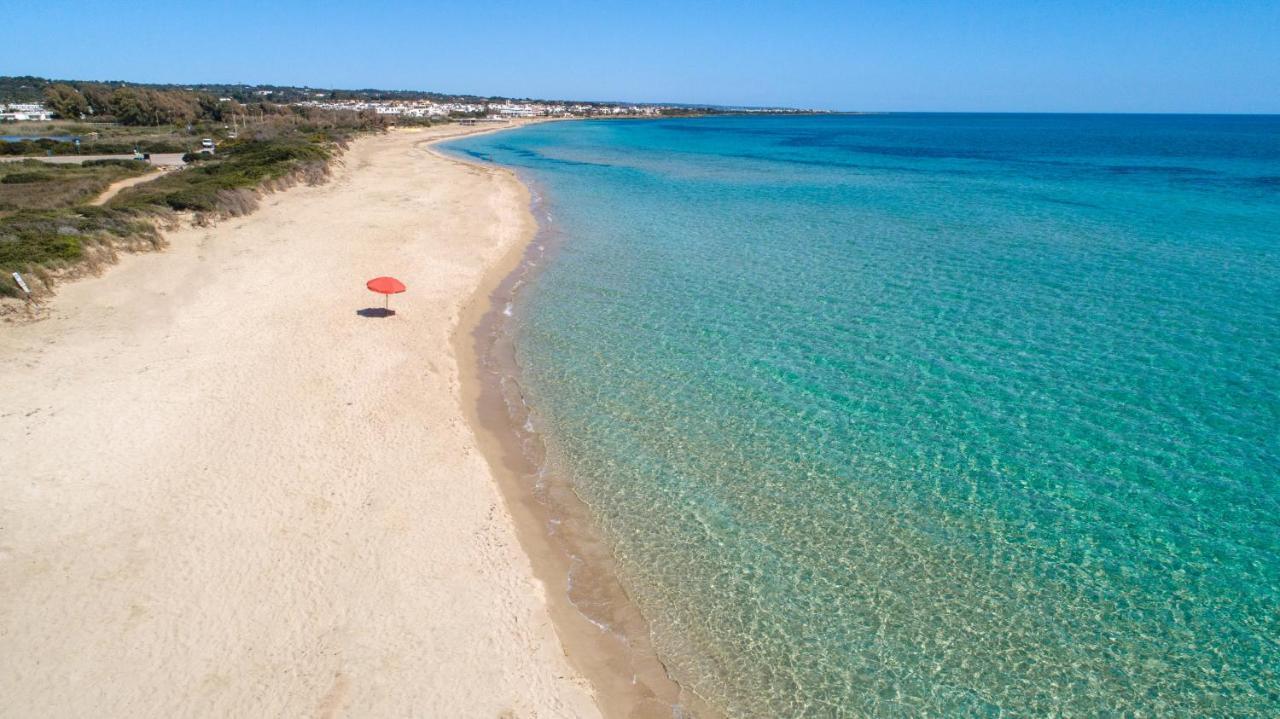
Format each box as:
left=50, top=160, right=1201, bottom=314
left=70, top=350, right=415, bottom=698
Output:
left=440, top=130, right=708, bottom=719
left=0, top=124, right=600, bottom=717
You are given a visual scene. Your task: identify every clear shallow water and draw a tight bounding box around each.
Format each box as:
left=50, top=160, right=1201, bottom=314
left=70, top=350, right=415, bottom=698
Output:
left=445, top=115, right=1280, bottom=716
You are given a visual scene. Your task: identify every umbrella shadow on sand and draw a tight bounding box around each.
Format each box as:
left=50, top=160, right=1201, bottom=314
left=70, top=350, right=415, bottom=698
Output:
left=362, top=276, right=406, bottom=319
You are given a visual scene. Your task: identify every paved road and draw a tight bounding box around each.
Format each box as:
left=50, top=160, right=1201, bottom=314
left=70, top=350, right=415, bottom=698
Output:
left=0, top=153, right=186, bottom=167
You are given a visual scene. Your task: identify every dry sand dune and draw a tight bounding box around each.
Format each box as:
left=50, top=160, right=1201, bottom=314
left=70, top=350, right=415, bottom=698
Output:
left=0, top=125, right=601, bottom=718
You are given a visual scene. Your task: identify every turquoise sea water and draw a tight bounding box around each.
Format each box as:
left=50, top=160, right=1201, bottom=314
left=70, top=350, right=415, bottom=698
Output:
left=445, top=115, right=1280, bottom=717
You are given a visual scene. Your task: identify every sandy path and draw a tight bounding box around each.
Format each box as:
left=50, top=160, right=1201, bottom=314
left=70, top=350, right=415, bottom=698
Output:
left=0, top=126, right=600, bottom=718
left=91, top=167, right=169, bottom=205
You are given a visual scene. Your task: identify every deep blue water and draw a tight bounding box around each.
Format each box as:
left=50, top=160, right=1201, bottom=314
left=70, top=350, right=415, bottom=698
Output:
left=445, top=114, right=1280, bottom=717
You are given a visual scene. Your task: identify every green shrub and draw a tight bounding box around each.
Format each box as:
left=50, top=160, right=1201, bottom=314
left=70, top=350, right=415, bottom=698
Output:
left=0, top=160, right=150, bottom=210
left=114, top=137, right=332, bottom=214
left=82, top=159, right=147, bottom=169
left=160, top=189, right=218, bottom=211
left=0, top=213, right=84, bottom=269
left=2, top=172, right=53, bottom=184
left=1, top=114, right=368, bottom=285
left=0, top=138, right=189, bottom=156
left=0, top=207, right=159, bottom=277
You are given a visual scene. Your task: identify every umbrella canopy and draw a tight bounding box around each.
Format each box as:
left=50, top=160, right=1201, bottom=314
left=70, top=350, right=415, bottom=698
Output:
left=366, top=276, right=406, bottom=295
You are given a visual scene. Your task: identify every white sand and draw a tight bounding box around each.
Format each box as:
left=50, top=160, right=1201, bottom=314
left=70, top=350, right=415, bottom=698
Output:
left=0, top=125, right=601, bottom=718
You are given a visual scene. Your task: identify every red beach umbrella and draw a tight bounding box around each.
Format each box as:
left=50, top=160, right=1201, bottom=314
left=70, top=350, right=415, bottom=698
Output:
left=366, top=276, right=406, bottom=312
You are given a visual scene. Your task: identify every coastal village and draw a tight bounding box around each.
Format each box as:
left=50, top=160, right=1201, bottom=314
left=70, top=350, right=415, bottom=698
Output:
left=293, top=98, right=669, bottom=119
left=4, top=96, right=804, bottom=123
left=2, top=97, right=659, bottom=123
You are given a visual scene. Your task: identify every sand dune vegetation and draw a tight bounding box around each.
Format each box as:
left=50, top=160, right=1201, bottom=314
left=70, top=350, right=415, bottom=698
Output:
left=1, top=100, right=386, bottom=301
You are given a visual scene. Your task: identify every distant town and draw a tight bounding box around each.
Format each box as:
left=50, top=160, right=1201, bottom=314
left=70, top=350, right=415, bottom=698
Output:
left=296, top=98, right=676, bottom=120
left=0, top=76, right=820, bottom=124
left=0, top=103, right=54, bottom=123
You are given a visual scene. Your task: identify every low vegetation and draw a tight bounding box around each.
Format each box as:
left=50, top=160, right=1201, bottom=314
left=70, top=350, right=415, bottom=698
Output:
left=0, top=159, right=150, bottom=210
left=0, top=134, right=191, bottom=156
left=112, top=136, right=330, bottom=214
left=1, top=119, right=250, bottom=157
left=1, top=107, right=386, bottom=299
left=0, top=208, right=162, bottom=296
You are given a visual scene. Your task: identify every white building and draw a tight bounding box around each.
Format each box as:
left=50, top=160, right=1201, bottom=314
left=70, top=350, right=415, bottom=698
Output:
left=291, top=97, right=676, bottom=120
left=496, top=106, right=535, bottom=118
left=0, top=103, right=54, bottom=122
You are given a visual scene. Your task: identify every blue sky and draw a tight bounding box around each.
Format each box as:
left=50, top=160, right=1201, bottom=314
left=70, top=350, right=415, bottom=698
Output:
left=3, top=0, right=1277, bottom=112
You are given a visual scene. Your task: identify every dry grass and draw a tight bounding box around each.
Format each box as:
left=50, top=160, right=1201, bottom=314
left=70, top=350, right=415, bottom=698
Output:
left=3, top=112, right=379, bottom=298
left=0, top=120, right=206, bottom=156
left=0, top=160, right=150, bottom=210
left=0, top=207, right=165, bottom=298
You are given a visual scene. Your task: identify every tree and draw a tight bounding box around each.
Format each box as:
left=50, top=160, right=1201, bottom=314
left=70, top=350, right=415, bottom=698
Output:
left=196, top=94, right=226, bottom=121
left=42, top=84, right=89, bottom=120
left=79, top=84, right=115, bottom=117
left=105, top=88, right=200, bottom=126
left=108, top=88, right=149, bottom=126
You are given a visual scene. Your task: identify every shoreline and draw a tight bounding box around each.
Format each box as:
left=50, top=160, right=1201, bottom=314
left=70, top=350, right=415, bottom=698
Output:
left=438, top=132, right=708, bottom=718
left=0, top=123, right=601, bottom=717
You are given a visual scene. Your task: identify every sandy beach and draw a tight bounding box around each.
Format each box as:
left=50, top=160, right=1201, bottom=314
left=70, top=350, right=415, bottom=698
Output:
left=0, top=125, right=601, bottom=717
